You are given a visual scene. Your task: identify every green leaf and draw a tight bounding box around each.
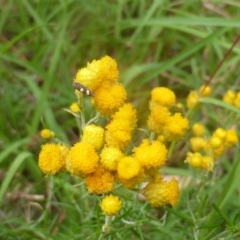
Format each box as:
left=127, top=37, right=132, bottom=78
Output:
left=0, top=152, right=32, bottom=203
left=212, top=203, right=233, bottom=227
left=200, top=97, right=240, bottom=115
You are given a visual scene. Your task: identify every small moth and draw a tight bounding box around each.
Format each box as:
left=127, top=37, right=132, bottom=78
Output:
left=72, top=81, right=94, bottom=97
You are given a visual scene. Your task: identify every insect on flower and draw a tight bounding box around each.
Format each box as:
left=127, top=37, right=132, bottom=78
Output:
left=72, top=81, right=94, bottom=97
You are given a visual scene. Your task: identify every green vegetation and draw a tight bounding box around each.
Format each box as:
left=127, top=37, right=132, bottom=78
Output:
left=1, top=1, right=240, bottom=239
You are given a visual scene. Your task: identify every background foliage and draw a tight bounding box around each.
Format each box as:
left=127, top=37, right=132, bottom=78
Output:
left=1, top=0, right=240, bottom=239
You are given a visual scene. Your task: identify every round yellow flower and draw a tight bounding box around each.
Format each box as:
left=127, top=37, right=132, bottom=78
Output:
left=143, top=178, right=179, bottom=207
left=147, top=106, right=170, bottom=134
left=82, top=124, right=104, bottom=150
left=190, top=137, right=206, bottom=152
left=84, top=166, right=114, bottom=194
left=93, top=82, right=127, bottom=116
left=186, top=91, right=199, bottom=109
left=192, top=123, right=205, bottom=137
left=75, top=66, right=99, bottom=91
left=117, top=157, right=141, bottom=180
left=201, top=156, right=214, bottom=171
left=112, top=103, right=137, bottom=128
left=199, top=85, right=212, bottom=96
left=98, top=55, right=119, bottom=82
left=185, top=152, right=214, bottom=171
left=100, top=195, right=122, bottom=216
left=38, top=143, right=69, bottom=175
left=225, top=129, right=238, bottom=147
left=104, top=103, right=137, bottom=149
left=176, top=103, right=183, bottom=110
left=157, top=135, right=165, bottom=143
left=100, top=147, right=124, bottom=171
left=133, top=139, right=167, bottom=169
left=116, top=169, right=146, bottom=189
left=106, top=122, right=135, bottom=151
left=223, top=90, right=236, bottom=105
left=213, top=128, right=226, bottom=140
left=40, top=129, right=55, bottom=139
left=210, top=136, right=224, bottom=149
left=70, top=102, right=80, bottom=113
left=66, top=142, right=99, bottom=176
left=75, top=56, right=119, bottom=91
left=150, top=87, right=176, bottom=108
left=164, top=113, right=189, bottom=141
left=185, top=152, right=202, bottom=168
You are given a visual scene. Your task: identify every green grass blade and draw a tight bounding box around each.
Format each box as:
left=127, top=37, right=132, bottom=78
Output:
left=0, top=152, right=32, bottom=202
left=0, top=138, right=30, bottom=165
left=200, top=97, right=240, bottom=115
left=212, top=203, right=233, bottom=227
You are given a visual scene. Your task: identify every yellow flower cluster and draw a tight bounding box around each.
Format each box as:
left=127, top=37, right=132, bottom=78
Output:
left=100, top=195, right=122, bottom=216
left=186, top=85, right=212, bottom=109
left=75, top=56, right=126, bottom=115
left=69, top=102, right=80, bottom=113
left=38, top=56, right=187, bottom=213
left=82, top=124, right=104, bottom=150
left=186, top=123, right=239, bottom=171
left=133, top=139, right=167, bottom=169
left=143, top=174, right=179, bottom=207
left=40, top=129, right=55, bottom=139
left=38, top=143, right=69, bottom=175
left=185, top=152, right=214, bottom=171
left=148, top=87, right=189, bottom=141
left=223, top=90, right=240, bottom=107
left=105, top=103, right=137, bottom=149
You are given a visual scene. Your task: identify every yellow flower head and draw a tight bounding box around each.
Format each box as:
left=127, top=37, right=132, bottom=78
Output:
left=201, top=156, right=214, bottom=171
left=82, top=124, right=104, bottom=150
left=38, top=143, right=69, bottom=175
left=84, top=165, right=114, bottom=194
left=210, top=136, right=224, bottom=149
left=100, top=147, right=124, bottom=171
left=164, top=113, right=189, bottom=141
left=176, top=103, right=183, bottom=110
left=100, top=195, right=122, bottom=216
left=105, top=104, right=137, bottom=149
left=147, top=106, right=170, bottom=134
left=117, top=156, right=141, bottom=180
left=112, top=103, right=137, bottom=128
left=75, top=56, right=119, bottom=91
left=40, top=129, right=55, bottom=139
left=192, top=123, right=205, bottom=137
left=133, top=139, right=167, bottom=169
left=66, top=142, right=99, bottom=176
left=186, top=91, right=199, bottom=109
left=190, top=137, right=206, bottom=152
left=185, top=152, right=202, bottom=168
left=223, top=90, right=236, bottom=105
left=150, top=87, right=176, bottom=108
left=157, top=135, right=165, bottom=143
left=105, top=121, right=132, bottom=150
left=70, top=102, right=80, bottom=113
left=225, top=129, right=238, bottom=147
left=185, top=152, right=214, bottom=171
left=143, top=177, right=179, bottom=207
left=199, top=85, right=212, bottom=96
left=93, top=82, right=127, bottom=116
left=100, top=55, right=119, bottom=82
left=213, top=128, right=227, bottom=140
left=116, top=168, right=146, bottom=189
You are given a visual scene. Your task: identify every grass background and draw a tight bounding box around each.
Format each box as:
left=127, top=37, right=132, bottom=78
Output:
left=1, top=0, right=240, bottom=239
